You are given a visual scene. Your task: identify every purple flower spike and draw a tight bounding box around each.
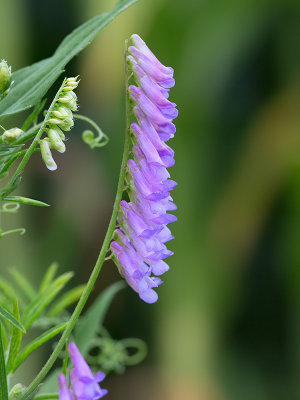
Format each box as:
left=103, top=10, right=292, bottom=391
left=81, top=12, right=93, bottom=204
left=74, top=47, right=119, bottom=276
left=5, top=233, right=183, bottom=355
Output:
left=111, top=34, right=178, bottom=303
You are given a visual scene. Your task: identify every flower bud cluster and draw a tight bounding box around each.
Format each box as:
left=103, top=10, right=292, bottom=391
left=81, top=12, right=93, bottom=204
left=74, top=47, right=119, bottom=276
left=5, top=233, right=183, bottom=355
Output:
left=111, top=34, right=178, bottom=303
left=0, top=59, right=12, bottom=98
left=58, top=342, right=108, bottom=400
left=40, top=77, right=79, bottom=171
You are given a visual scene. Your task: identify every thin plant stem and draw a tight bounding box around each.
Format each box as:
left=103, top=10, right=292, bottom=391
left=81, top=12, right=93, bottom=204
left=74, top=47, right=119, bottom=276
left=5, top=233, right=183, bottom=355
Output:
left=19, top=50, right=131, bottom=400
left=0, top=324, right=8, bottom=400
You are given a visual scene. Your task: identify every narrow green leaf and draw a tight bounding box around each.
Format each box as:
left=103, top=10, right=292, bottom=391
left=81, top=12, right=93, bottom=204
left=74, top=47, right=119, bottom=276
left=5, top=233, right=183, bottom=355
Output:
left=1, top=324, right=8, bottom=351
left=12, top=322, right=67, bottom=373
left=6, top=299, right=23, bottom=374
left=0, top=0, right=138, bottom=120
left=39, top=263, right=58, bottom=293
left=0, top=323, right=8, bottom=400
left=4, top=196, right=50, bottom=207
left=9, top=268, right=36, bottom=301
left=22, top=272, right=73, bottom=329
left=0, top=277, right=17, bottom=301
left=0, top=305, right=26, bottom=333
left=74, top=281, right=125, bottom=356
left=47, top=285, right=85, bottom=317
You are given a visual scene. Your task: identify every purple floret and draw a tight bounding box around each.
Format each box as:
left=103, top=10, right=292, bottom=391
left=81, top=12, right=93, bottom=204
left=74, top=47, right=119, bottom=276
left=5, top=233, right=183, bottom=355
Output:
left=58, top=343, right=107, bottom=400
left=111, top=34, right=178, bottom=303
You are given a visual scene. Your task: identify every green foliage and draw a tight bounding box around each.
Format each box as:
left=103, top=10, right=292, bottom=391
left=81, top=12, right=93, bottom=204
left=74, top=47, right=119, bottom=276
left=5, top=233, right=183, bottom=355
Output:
left=4, top=197, right=50, bottom=207
left=6, top=299, right=23, bottom=374
left=47, top=286, right=85, bottom=317
left=12, top=322, right=67, bottom=373
left=9, top=268, right=36, bottom=301
left=0, top=305, right=25, bottom=333
left=74, top=281, right=125, bottom=356
left=39, top=263, right=58, bottom=293
left=0, top=0, right=138, bottom=121
left=0, top=264, right=85, bottom=376
left=22, top=272, right=74, bottom=329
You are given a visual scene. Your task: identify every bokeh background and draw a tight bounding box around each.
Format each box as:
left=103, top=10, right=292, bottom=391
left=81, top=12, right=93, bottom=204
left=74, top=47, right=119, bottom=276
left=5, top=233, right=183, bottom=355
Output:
left=1, top=0, right=300, bottom=399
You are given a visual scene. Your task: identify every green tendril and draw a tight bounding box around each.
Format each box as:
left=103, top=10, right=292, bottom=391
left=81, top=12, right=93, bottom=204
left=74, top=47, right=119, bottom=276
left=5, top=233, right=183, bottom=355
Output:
left=74, top=114, right=109, bottom=149
left=0, top=228, right=26, bottom=238
left=0, top=203, right=20, bottom=213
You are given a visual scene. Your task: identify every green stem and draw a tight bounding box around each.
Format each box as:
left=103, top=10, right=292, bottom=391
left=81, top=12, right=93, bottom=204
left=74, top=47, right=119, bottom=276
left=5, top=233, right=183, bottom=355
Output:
left=33, top=395, right=58, bottom=400
left=19, top=59, right=131, bottom=400
left=0, top=324, right=8, bottom=400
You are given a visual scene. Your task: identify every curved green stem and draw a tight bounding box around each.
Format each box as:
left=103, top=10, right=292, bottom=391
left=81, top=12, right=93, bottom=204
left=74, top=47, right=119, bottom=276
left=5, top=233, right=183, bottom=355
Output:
left=19, top=58, right=131, bottom=400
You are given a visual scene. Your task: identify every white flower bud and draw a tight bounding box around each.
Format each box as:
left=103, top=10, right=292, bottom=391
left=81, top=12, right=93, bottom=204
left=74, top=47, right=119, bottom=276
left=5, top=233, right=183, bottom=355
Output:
left=47, top=128, right=66, bottom=153
left=58, top=91, right=77, bottom=111
left=48, top=118, right=62, bottom=125
left=40, top=138, right=57, bottom=171
left=52, top=106, right=74, bottom=131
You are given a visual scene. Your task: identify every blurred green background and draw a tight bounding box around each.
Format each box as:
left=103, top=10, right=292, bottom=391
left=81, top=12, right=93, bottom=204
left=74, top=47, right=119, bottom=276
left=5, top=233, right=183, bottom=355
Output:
left=1, top=0, right=300, bottom=399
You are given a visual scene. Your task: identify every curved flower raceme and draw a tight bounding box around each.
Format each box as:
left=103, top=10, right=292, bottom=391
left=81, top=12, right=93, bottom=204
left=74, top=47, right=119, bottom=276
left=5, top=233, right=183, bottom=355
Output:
left=111, top=34, right=177, bottom=304
left=40, top=77, right=79, bottom=171
left=58, top=342, right=108, bottom=400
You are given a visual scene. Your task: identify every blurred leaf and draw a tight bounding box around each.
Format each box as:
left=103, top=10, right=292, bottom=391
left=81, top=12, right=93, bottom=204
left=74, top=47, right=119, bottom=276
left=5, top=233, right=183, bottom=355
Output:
left=0, top=324, right=8, bottom=354
left=9, top=268, right=36, bottom=301
left=0, top=0, right=138, bottom=120
left=12, top=322, right=67, bottom=373
left=0, top=305, right=25, bottom=333
left=6, top=299, right=23, bottom=374
left=47, top=285, right=85, bottom=317
left=39, top=262, right=58, bottom=293
left=4, top=196, right=50, bottom=207
left=0, top=277, right=17, bottom=301
left=74, top=281, right=125, bottom=356
left=22, top=272, right=73, bottom=329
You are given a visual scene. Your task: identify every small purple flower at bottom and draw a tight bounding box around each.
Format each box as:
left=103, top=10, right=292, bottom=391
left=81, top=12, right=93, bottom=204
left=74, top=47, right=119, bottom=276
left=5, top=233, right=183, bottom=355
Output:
left=58, top=342, right=107, bottom=400
left=58, top=374, right=75, bottom=400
